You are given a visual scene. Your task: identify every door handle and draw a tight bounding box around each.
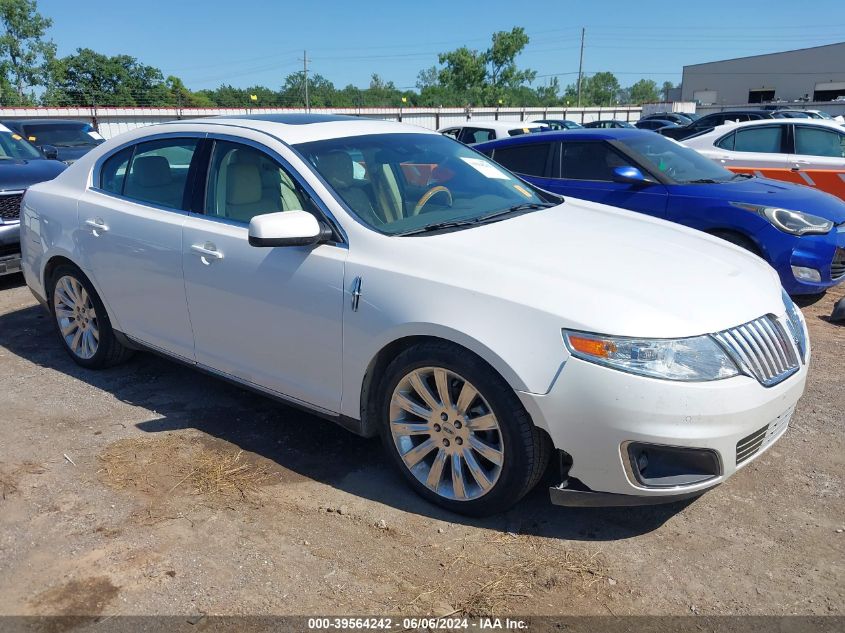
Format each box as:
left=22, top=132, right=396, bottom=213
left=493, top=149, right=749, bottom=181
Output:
left=190, top=242, right=224, bottom=263
left=84, top=218, right=109, bottom=234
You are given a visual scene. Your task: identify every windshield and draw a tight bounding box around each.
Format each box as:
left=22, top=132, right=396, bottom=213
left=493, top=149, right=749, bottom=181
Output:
left=295, top=133, right=554, bottom=235
left=0, top=129, right=43, bottom=160
left=22, top=123, right=103, bottom=147
left=618, top=134, right=735, bottom=183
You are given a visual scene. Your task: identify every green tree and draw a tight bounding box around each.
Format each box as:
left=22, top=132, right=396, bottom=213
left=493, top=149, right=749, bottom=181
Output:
left=628, top=78, right=659, bottom=104
left=43, top=48, right=167, bottom=106
left=661, top=81, right=676, bottom=101
left=564, top=72, right=620, bottom=106
left=485, top=27, right=536, bottom=103
left=437, top=46, right=486, bottom=104
left=0, top=0, right=54, bottom=104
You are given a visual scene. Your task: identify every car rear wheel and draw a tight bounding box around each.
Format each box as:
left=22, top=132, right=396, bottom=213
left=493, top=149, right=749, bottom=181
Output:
left=379, top=341, right=549, bottom=516
left=49, top=264, right=133, bottom=369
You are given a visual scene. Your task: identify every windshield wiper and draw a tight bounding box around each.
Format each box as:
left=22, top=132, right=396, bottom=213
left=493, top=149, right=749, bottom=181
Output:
left=731, top=172, right=754, bottom=180
left=684, top=178, right=721, bottom=184
left=397, top=202, right=556, bottom=236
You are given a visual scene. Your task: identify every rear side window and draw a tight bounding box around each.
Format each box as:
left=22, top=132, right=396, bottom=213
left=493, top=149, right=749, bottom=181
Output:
left=733, top=126, right=782, bottom=153
left=441, top=128, right=460, bottom=139
left=492, top=143, right=551, bottom=177
left=99, top=146, right=133, bottom=194
left=560, top=141, right=634, bottom=181
left=122, top=139, right=199, bottom=209
left=461, top=128, right=494, bottom=144
left=794, top=126, right=845, bottom=158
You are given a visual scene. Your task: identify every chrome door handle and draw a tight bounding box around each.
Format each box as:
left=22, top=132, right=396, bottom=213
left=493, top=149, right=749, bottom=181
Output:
left=190, top=243, right=224, bottom=263
left=84, top=218, right=109, bottom=234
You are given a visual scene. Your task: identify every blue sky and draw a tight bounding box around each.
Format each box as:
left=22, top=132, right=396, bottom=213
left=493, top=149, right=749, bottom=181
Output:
left=39, top=0, right=845, bottom=93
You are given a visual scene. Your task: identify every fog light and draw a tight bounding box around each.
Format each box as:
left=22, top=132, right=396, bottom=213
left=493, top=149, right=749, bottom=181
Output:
left=626, top=443, right=720, bottom=488
left=791, top=266, right=821, bottom=283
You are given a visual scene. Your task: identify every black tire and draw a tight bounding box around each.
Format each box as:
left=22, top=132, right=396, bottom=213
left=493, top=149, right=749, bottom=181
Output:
left=47, top=263, right=134, bottom=369
left=378, top=340, right=550, bottom=517
left=710, top=230, right=762, bottom=257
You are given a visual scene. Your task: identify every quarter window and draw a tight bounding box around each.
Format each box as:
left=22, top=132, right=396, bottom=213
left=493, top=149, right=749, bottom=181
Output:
left=794, top=126, right=845, bottom=158
left=122, top=138, right=199, bottom=209
left=99, top=146, right=133, bottom=194
left=204, top=141, right=313, bottom=224
left=715, top=132, right=735, bottom=151
left=733, top=126, right=783, bottom=153
left=560, top=141, right=634, bottom=181
left=492, top=143, right=551, bottom=177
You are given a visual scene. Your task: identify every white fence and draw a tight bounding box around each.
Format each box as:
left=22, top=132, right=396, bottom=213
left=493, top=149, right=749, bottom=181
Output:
left=0, top=105, right=644, bottom=139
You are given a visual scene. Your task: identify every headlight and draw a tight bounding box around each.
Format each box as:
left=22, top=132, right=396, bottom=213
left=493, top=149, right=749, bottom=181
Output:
left=563, top=330, right=739, bottom=381
left=781, top=289, right=808, bottom=361
left=732, top=202, right=833, bottom=236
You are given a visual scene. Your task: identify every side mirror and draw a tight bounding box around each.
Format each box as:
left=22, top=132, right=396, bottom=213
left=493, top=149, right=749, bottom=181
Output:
left=41, top=144, right=59, bottom=161
left=248, top=210, right=330, bottom=247
left=612, top=166, right=649, bottom=184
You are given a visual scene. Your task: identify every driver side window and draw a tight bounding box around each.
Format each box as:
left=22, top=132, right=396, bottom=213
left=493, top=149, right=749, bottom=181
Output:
left=204, top=141, right=313, bottom=224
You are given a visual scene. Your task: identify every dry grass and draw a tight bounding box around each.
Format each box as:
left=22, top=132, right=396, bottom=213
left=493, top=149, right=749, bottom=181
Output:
left=97, top=434, right=278, bottom=505
left=400, top=534, right=608, bottom=617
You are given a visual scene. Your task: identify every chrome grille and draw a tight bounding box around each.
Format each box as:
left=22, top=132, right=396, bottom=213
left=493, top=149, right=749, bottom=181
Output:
left=832, top=247, right=845, bottom=280
left=712, top=316, right=800, bottom=387
left=0, top=191, right=24, bottom=222
left=736, top=424, right=768, bottom=464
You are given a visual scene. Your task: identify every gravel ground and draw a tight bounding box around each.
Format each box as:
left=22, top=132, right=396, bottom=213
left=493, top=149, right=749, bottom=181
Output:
left=0, top=271, right=842, bottom=621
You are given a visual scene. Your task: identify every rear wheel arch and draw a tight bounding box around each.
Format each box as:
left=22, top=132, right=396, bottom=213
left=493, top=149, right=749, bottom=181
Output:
left=43, top=255, right=121, bottom=330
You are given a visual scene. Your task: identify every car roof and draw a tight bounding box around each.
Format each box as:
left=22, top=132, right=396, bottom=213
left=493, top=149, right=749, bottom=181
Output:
left=473, top=127, right=657, bottom=148
left=170, top=113, right=438, bottom=144
left=437, top=120, right=543, bottom=133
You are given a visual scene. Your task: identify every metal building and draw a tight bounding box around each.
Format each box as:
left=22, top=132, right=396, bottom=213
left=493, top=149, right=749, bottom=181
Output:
left=681, top=42, right=845, bottom=105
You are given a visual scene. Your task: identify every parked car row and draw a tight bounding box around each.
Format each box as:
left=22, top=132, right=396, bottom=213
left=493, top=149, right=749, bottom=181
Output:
left=682, top=118, right=845, bottom=201
left=474, top=128, right=845, bottom=295
left=0, top=119, right=103, bottom=277
left=19, top=113, right=812, bottom=516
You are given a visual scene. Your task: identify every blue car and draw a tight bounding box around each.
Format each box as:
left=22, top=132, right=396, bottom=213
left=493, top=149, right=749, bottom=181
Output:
left=475, top=129, right=845, bottom=295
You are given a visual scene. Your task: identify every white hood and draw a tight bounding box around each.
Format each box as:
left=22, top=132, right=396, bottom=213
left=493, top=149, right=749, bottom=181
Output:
left=397, top=198, right=784, bottom=339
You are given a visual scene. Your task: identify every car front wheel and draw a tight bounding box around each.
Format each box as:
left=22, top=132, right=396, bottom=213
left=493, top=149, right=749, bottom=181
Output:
left=379, top=341, right=549, bottom=516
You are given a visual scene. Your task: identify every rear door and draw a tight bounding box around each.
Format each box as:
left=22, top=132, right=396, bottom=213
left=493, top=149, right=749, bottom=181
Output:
left=552, top=140, right=669, bottom=218
left=716, top=124, right=790, bottom=177
left=77, top=135, right=204, bottom=360
left=487, top=141, right=559, bottom=192
left=790, top=124, right=845, bottom=199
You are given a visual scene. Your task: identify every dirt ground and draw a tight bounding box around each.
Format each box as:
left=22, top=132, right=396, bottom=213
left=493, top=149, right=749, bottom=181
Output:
left=0, top=271, right=842, bottom=621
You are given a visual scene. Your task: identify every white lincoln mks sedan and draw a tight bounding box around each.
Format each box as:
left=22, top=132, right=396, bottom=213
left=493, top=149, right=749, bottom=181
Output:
left=20, top=114, right=809, bottom=515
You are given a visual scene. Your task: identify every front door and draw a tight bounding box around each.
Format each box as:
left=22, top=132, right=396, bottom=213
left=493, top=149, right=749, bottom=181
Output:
left=555, top=140, right=669, bottom=219
left=76, top=136, right=202, bottom=360
left=181, top=139, right=346, bottom=413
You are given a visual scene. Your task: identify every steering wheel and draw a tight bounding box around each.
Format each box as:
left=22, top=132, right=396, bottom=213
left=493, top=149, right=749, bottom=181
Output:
left=412, top=185, right=453, bottom=216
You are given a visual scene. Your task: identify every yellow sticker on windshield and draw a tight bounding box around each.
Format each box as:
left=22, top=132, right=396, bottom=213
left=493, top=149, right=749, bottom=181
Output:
left=28, top=136, right=36, bottom=141
left=514, top=184, right=533, bottom=198
left=12, top=134, right=22, bottom=140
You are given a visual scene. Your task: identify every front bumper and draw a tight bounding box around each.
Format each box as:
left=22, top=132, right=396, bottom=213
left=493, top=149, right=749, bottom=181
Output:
left=0, top=220, right=21, bottom=276
left=781, top=224, right=845, bottom=295
left=518, top=345, right=808, bottom=506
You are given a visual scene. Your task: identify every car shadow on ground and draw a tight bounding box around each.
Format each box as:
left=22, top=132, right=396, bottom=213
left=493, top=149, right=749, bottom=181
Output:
left=0, top=272, right=25, bottom=291
left=0, top=301, right=694, bottom=541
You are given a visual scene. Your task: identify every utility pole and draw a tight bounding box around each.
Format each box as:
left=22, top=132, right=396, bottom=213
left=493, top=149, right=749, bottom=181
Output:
left=576, top=27, right=585, bottom=107
left=301, top=50, right=311, bottom=111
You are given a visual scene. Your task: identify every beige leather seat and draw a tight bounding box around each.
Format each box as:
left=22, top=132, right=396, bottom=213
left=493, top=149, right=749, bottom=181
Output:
left=224, top=162, right=276, bottom=222
left=124, top=155, right=183, bottom=208
left=317, top=150, right=384, bottom=225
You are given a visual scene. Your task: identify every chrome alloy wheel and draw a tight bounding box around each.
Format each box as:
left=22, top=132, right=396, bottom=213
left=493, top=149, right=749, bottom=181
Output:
left=53, top=275, right=99, bottom=360
left=389, top=367, right=504, bottom=501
